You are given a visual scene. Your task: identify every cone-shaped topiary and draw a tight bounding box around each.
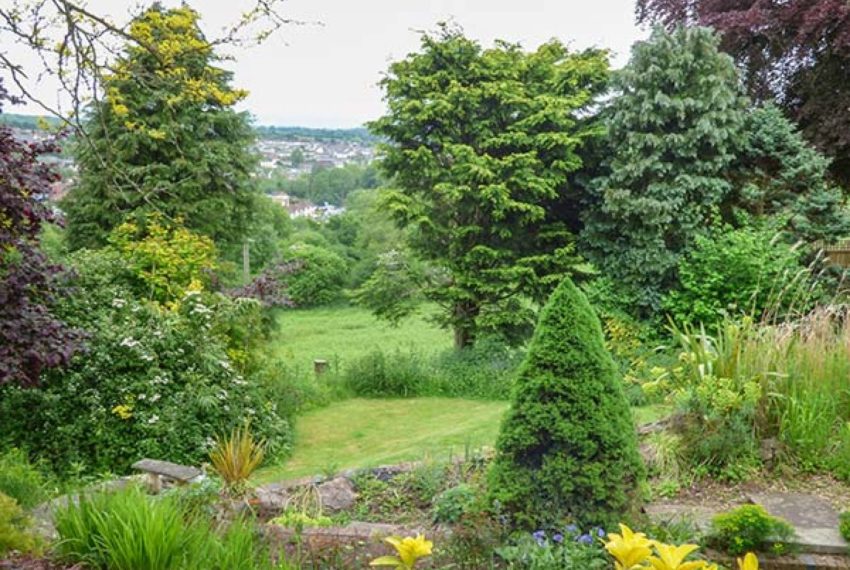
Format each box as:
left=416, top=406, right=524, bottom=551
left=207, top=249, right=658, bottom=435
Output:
left=488, top=277, right=643, bottom=529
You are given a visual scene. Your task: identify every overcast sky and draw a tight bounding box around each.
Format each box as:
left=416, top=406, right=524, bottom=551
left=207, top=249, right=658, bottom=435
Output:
left=4, top=0, right=648, bottom=128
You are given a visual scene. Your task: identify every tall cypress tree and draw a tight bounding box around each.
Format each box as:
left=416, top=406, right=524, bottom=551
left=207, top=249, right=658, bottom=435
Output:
left=488, top=277, right=643, bottom=529
left=581, top=26, right=748, bottom=314
left=63, top=5, right=257, bottom=252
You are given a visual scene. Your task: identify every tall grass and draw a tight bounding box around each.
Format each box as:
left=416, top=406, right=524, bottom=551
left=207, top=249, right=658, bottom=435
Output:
left=53, top=485, right=287, bottom=569
left=670, top=305, right=850, bottom=476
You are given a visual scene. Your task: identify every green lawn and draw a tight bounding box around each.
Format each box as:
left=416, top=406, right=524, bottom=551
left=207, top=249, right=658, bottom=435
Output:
left=269, top=305, right=451, bottom=370
left=256, top=398, right=672, bottom=483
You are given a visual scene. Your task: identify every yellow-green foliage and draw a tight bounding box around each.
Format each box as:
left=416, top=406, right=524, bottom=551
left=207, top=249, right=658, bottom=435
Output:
left=109, top=214, right=216, bottom=304
left=0, top=492, right=39, bottom=556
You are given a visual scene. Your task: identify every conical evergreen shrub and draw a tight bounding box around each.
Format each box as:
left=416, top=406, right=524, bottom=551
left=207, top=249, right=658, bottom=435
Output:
left=488, top=277, right=643, bottom=529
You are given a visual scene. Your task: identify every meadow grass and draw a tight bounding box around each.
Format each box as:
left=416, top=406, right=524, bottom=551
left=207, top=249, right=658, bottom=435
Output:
left=255, top=398, right=672, bottom=483
left=269, top=304, right=450, bottom=371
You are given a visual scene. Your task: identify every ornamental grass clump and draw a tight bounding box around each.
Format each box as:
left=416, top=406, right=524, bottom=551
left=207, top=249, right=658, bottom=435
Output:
left=488, top=277, right=643, bottom=529
left=209, top=422, right=266, bottom=497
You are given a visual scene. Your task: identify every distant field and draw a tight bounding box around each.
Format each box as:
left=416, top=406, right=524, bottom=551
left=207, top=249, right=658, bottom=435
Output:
left=269, top=304, right=451, bottom=371
left=256, top=398, right=673, bottom=483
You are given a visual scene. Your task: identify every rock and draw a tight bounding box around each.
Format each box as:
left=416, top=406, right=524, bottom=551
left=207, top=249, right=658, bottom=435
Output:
left=254, top=484, right=290, bottom=517
left=317, top=477, right=358, bottom=512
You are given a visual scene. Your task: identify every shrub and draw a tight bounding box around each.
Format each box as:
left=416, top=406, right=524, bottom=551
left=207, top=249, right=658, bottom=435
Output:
left=708, top=505, right=795, bottom=555
left=427, top=338, right=520, bottom=400
left=488, top=278, right=643, bottom=529
left=0, top=449, right=48, bottom=509
left=53, top=485, right=282, bottom=570
left=0, top=250, right=292, bottom=475
left=663, top=225, right=810, bottom=327
left=283, top=243, right=347, bottom=307
left=343, top=349, right=428, bottom=398
left=0, top=492, right=39, bottom=556
left=432, top=484, right=477, bottom=524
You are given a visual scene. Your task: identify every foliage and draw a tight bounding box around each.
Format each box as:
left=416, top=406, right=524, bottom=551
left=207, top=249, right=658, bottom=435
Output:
left=488, top=278, right=643, bottom=529
left=270, top=163, right=382, bottom=206
left=708, top=505, right=795, bottom=556
left=282, top=243, right=347, bottom=307
left=664, top=319, right=762, bottom=477
left=432, top=483, right=477, bottom=524
left=108, top=214, right=217, bottom=305
left=63, top=5, right=258, bottom=252
left=227, top=261, right=300, bottom=309
left=728, top=104, right=850, bottom=242
left=221, top=194, right=292, bottom=275
left=209, top=423, right=266, bottom=497
left=269, top=510, right=333, bottom=529
left=343, top=350, right=428, bottom=398
left=636, top=0, right=850, bottom=185
left=662, top=225, right=809, bottom=326
left=582, top=26, right=747, bottom=315
left=53, top=485, right=284, bottom=570
left=369, top=25, right=609, bottom=348
left=657, top=308, right=850, bottom=479
left=370, top=534, right=433, bottom=569
left=0, top=250, right=292, bottom=475
left=0, top=492, right=39, bottom=556
left=0, top=449, right=48, bottom=510
left=839, top=511, right=850, bottom=542
left=0, top=81, right=84, bottom=387
left=497, top=527, right=609, bottom=569
left=352, top=249, right=423, bottom=325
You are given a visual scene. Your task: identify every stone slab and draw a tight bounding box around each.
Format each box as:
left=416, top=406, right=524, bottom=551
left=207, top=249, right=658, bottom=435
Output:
left=131, top=459, right=202, bottom=482
left=750, top=493, right=849, bottom=555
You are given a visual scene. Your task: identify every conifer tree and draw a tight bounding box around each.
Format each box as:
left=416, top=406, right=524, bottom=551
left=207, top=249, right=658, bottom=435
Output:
left=581, top=26, right=748, bottom=314
left=488, top=278, right=643, bottom=529
left=63, top=5, right=257, bottom=251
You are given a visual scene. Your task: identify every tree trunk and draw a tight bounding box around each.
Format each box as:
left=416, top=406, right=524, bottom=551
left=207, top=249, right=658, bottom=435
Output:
left=452, top=301, right=478, bottom=350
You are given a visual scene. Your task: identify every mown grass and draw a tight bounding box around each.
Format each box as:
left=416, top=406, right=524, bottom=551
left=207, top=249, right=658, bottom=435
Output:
left=256, top=398, right=672, bottom=483
left=269, top=305, right=450, bottom=370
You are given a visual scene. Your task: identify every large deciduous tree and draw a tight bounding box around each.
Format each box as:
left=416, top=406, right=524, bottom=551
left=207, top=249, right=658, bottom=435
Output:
left=369, top=25, right=609, bottom=348
left=636, top=0, right=850, bottom=185
left=0, top=81, right=84, bottom=387
left=62, top=5, right=258, bottom=251
left=581, top=26, right=748, bottom=314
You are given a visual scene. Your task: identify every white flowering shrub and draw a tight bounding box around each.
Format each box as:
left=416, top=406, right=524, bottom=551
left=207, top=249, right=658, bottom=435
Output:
left=0, top=250, right=292, bottom=475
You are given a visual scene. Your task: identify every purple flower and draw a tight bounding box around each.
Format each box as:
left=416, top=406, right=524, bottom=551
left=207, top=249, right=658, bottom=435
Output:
left=565, top=524, right=579, bottom=535
left=577, top=533, right=593, bottom=545
left=596, top=527, right=606, bottom=538
left=532, top=530, right=546, bottom=546
left=552, top=533, right=564, bottom=544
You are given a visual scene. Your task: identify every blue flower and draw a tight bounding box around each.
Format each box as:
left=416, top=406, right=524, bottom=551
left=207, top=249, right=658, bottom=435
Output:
left=577, top=533, right=593, bottom=545
left=552, top=533, right=564, bottom=544
left=596, top=527, right=606, bottom=538
left=565, top=524, right=579, bottom=535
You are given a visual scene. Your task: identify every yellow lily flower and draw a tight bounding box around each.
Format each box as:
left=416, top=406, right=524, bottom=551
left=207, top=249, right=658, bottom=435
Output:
left=737, top=552, right=759, bottom=570
left=370, top=534, right=433, bottom=569
left=604, top=524, right=654, bottom=569
left=645, top=542, right=707, bottom=570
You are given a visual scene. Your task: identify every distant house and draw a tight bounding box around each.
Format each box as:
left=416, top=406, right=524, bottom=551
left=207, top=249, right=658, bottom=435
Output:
left=268, top=193, right=291, bottom=208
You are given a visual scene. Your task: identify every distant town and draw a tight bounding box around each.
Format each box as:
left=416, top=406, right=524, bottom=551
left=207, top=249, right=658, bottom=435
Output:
left=2, top=113, right=378, bottom=221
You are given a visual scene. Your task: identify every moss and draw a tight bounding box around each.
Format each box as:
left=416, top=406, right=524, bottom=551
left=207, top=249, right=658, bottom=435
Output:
left=488, top=277, right=644, bottom=528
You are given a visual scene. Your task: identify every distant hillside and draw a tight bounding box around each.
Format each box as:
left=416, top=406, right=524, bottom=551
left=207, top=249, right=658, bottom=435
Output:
left=0, top=113, right=377, bottom=143
left=0, top=113, right=62, bottom=130
left=255, top=125, right=378, bottom=143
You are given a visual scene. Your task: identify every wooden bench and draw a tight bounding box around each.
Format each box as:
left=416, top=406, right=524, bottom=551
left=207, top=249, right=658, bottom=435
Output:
left=131, top=459, right=203, bottom=493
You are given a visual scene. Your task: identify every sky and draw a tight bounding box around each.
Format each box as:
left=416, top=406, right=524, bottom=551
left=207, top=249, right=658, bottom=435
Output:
left=3, top=0, right=648, bottom=128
